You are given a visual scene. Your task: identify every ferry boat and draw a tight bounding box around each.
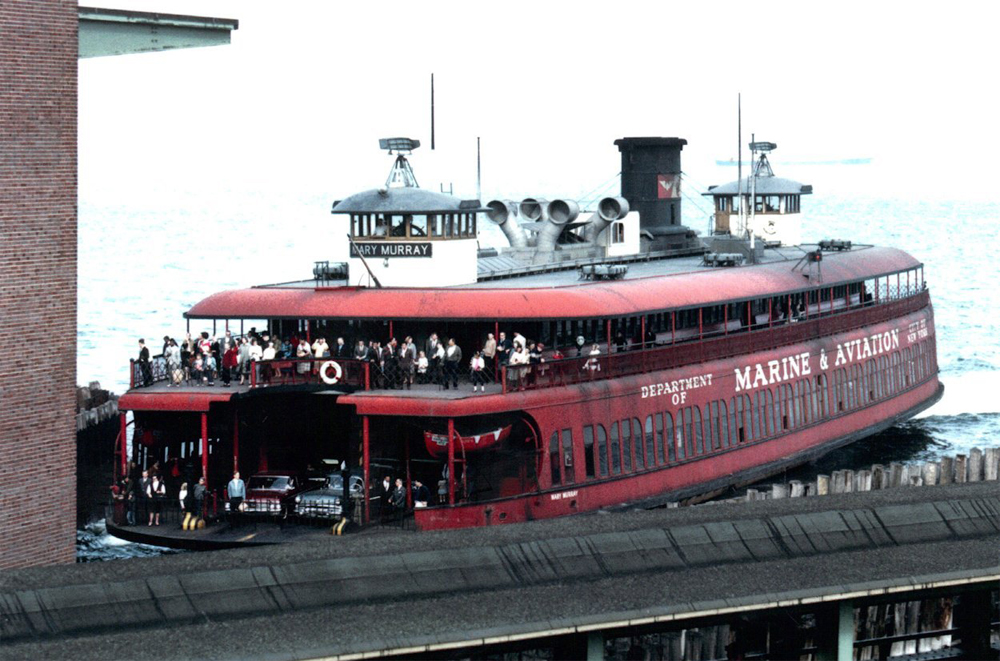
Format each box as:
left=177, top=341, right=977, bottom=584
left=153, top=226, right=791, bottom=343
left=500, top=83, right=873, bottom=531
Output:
left=115, top=136, right=942, bottom=533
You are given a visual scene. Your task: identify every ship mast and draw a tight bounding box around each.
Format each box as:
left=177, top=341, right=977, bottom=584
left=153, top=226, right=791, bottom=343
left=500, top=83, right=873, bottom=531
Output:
left=737, top=94, right=743, bottom=242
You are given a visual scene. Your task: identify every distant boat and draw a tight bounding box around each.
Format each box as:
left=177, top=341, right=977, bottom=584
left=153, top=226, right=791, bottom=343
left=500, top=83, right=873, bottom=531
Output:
left=716, top=157, right=872, bottom=166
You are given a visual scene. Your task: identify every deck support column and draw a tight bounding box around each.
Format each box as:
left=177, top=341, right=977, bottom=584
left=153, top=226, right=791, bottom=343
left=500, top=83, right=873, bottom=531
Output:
left=362, top=415, right=370, bottom=523
left=404, top=433, right=412, bottom=509
left=641, top=315, right=646, bottom=348
left=118, top=413, right=128, bottom=481
left=232, top=409, right=239, bottom=476
left=447, top=417, right=456, bottom=505
left=201, top=412, right=209, bottom=489
left=605, top=319, right=611, bottom=352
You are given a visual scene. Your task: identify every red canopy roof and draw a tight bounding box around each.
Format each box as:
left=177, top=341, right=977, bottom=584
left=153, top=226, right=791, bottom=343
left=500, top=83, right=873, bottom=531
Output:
left=186, top=247, right=920, bottom=322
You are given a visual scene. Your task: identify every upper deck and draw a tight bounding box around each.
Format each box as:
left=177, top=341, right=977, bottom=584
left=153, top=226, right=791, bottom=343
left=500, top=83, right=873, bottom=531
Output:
left=186, top=244, right=922, bottom=322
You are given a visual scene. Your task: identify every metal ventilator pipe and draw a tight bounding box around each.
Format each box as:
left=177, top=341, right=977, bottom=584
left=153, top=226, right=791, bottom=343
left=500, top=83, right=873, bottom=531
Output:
left=583, top=196, right=630, bottom=242
left=536, top=198, right=578, bottom=251
left=485, top=199, right=528, bottom=248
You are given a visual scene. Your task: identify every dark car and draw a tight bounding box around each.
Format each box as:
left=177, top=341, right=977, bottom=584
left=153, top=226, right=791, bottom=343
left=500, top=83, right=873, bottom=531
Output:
left=241, top=470, right=324, bottom=516
left=293, top=470, right=364, bottom=519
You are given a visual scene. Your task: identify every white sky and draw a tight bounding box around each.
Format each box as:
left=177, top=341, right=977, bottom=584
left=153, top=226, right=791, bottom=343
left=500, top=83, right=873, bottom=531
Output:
left=80, top=1, right=1000, bottom=203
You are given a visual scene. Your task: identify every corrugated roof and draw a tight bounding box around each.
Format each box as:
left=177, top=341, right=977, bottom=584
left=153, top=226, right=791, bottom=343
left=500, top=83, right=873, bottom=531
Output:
left=704, top=176, right=812, bottom=196
left=185, top=246, right=920, bottom=322
left=331, top=187, right=482, bottom=214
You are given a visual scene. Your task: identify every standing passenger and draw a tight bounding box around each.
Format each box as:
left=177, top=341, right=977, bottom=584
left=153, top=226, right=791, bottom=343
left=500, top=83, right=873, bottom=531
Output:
left=227, top=471, right=246, bottom=526
left=444, top=338, right=462, bottom=390
left=470, top=350, right=486, bottom=392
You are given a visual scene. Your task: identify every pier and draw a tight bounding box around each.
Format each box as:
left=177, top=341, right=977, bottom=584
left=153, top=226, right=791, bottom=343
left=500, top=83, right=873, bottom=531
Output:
left=3, top=480, right=997, bottom=660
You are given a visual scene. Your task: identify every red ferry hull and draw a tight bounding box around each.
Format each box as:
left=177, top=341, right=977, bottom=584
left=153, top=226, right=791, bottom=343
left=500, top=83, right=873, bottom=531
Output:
left=415, top=305, right=941, bottom=530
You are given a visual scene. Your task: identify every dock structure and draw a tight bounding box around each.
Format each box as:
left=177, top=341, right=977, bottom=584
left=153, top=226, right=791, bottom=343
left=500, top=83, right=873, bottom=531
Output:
left=2, top=481, right=997, bottom=660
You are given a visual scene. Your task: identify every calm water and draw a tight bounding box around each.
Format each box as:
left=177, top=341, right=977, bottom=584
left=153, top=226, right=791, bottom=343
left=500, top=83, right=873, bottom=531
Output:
left=77, top=163, right=1000, bottom=558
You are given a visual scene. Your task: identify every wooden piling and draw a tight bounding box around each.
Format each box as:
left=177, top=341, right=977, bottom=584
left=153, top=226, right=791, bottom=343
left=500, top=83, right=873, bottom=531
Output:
left=939, top=456, right=953, bottom=484
left=955, top=455, right=967, bottom=483
left=871, top=464, right=885, bottom=489
left=857, top=469, right=872, bottom=492
left=842, top=469, right=855, bottom=493
left=968, top=448, right=983, bottom=482
left=921, top=462, right=939, bottom=487
left=745, top=489, right=759, bottom=502
left=771, top=483, right=788, bottom=499
left=909, top=475, right=923, bottom=487
left=889, top=462, right=903, bottom=488
left=816, top=475, right=830, bottom=495
left=985, top=448, right=1000, bottom=481
left=790, top=480, right=806, bottom=498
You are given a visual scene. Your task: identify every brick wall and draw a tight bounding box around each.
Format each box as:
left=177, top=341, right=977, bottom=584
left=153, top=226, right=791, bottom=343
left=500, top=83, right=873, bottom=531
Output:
left=0, top=1, right=78, bottom=568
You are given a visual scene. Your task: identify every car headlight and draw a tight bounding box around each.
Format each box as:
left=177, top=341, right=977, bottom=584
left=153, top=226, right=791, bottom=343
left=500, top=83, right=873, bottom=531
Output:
left=295, top=496, right=301, bottom=503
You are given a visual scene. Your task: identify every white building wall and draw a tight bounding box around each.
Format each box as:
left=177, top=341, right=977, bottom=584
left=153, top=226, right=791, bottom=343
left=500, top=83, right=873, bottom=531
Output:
left=348, top=239, right=479, bottom=287
left=600, top=211, right=641, bottom=257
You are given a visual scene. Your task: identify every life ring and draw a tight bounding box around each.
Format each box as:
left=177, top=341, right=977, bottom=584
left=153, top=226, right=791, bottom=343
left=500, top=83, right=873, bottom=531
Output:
left=320, top=360, right=343, bottom=385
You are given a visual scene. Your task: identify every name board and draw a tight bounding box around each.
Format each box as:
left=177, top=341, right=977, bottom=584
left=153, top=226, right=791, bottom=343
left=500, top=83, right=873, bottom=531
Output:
left=350, top=242, right=433, bottom=258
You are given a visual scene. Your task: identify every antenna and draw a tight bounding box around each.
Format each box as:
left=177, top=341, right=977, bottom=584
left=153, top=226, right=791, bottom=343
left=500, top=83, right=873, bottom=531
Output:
left=476, top=136, right=481, bottom=202
left=737, top=93, right=743, bottom=239
left=749, top=132, right=756, bottom=259
left=430, top=73, right=435, bottom=150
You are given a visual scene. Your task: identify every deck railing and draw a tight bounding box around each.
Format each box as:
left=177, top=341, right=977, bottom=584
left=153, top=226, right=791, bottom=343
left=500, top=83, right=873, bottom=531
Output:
left=126, top=290, right=930, bottom=395
left=500, top=291, right=930, bottom=394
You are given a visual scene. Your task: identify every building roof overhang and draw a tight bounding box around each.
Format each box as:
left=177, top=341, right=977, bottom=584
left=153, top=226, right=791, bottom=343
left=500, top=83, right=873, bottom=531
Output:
left=78, top=6, right=238, bottom=58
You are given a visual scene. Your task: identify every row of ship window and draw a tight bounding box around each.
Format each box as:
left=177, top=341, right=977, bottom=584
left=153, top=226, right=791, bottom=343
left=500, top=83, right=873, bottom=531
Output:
left=538, top=268, right=924, bottom=347
left=548, top=340, right=935, bottom=487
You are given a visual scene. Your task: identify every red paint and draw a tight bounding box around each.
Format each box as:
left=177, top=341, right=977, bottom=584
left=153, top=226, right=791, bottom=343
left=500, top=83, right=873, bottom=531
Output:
left=362, top=415, right=370, bottom=522
left=119, top=413, right=127, bottom=480
left=447, top=417, right=455, bottom=505
left=200, top=412, right=209, bottom=489
left=232, top=410, right=239, bottom=475
left=185, top=247, right=920, bottom=322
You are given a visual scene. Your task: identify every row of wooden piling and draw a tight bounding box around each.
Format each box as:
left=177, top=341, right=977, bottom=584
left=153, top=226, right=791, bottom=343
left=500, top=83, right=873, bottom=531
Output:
left=76, top=381, right=118, bottom=432
left=704, top=447, right=1000, bottom=504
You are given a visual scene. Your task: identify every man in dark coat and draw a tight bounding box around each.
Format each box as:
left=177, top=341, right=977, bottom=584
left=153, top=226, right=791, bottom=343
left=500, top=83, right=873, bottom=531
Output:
left=137, top=339, right=153, bottom=386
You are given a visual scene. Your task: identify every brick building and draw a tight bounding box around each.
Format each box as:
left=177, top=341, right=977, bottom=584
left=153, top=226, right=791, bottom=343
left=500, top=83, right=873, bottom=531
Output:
left=0, top=3, right=235, bottom=570
left=0, top=0, right=79, bottom=569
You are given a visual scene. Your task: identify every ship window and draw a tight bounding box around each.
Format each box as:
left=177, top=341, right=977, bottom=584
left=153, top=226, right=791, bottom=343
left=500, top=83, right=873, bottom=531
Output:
left=612, top=222, right=625, bottom=244
left=583, top=426, right=596, bottom=479
left=621, top=419, right=633, bottom=472
left=663, top=412, right=675, bottom=462
left=609, top=422, right=621, bottom=474
left=708, top=402, right=718, bottom=450
left=818, top=374, right=829, bottom=418
left=428, top=214, right=442, bottom=237
left=693, top=406, right=704, bottom=454
left=410, top=214, right=428, bottom=237
left=645, top=416, right=655, bottom=467
left=719, top=400, right=729, bottom=447
left=655, top=413, right=665, bottom=464
left=764, top=389, right=774, bottom=437
left=683, top=408, right=695, bottom=455
left=632, top=418, right=644, bottom=470
left=549, top=432, right=561, bottom=486
left=596, top=424, right=609, bottom=477
left=561, top=429, right=575, bottom=483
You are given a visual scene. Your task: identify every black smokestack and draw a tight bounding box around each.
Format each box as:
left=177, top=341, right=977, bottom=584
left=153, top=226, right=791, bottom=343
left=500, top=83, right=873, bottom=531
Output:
left=614, top=137, right=688, bottom=248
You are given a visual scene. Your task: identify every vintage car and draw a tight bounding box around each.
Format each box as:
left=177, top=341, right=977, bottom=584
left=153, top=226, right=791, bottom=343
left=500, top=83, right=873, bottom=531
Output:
left=241, top=470, right=323, bottom=516
left=293, top=469, right=364, bottom=519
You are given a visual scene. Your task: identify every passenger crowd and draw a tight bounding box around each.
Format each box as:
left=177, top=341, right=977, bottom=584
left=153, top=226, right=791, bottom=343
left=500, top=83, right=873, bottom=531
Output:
left=111, top=459, right=208, bottom=526
left=138, top=327, right=607, bottom=392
